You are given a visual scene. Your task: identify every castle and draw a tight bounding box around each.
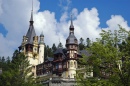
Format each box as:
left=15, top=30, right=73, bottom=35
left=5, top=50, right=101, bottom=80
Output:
left=18, top=8, right=92, bottom=86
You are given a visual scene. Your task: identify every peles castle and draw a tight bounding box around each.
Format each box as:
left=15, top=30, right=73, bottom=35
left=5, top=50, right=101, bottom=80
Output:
left=18, top=9, right=92, bottom=86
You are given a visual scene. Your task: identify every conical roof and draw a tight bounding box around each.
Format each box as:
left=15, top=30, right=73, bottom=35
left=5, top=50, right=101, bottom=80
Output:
left=66, top=15, right=78, bottom=45
left=26, top=11, right=36, bottom=44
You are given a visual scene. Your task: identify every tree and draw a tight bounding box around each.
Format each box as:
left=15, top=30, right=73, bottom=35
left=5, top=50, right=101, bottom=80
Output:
left=0, top=56, right=1, bottom=62
left=77, top=26, right=130, bottom=86
left=52, top=43, right=57, bottom=52
left=6, top=56, right=11, bottom=64
left=57, top=42, right=63, bottom=48
left=79, top=37, right=85, bottom=50
left=0, top=50, right=42, bottom=86
left=44, top=44, right=53, bottom=60
left=86, top=38, right=91, bottom=47
left=1, top=56, right=5, bottom=63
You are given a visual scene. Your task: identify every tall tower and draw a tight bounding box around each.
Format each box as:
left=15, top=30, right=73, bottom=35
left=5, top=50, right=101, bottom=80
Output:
left=38, top=32, right=44, bottom=64
left=18, top=8, right=39, bottom=66
left=65, top=15, right=78, bottom=78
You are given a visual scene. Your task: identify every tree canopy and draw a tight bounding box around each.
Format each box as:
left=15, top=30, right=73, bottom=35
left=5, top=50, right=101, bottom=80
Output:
left=0, top=50, right=42, bottom=86
left=77, top=26, right=130, bottom=86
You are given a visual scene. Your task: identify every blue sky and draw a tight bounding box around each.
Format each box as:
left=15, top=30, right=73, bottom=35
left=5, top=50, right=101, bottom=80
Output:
left=39, top=0, right=130, bottom=27
left=0, top=0, right=130, bottom=57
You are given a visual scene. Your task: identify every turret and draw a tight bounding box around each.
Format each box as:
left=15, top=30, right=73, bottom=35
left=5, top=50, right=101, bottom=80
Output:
left=65, top=15, right=78, bottom=78
left=38, top=32, right=44, bottom=64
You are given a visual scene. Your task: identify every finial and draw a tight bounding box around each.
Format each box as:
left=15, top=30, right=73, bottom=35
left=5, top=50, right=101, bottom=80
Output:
left=70, top=14, right=74, bottom=28
left=40, top=31, right=44, bottom=37
left=31, top=0, right=33, bottom=11
left=30, top=0, right=33, bottom=23
left=71, top=14, right=73, bottom=25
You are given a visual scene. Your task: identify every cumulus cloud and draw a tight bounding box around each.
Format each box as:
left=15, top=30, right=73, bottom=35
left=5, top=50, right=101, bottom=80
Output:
left=103, top=15, right=130, bottom=31
left=0, top=0, right=40, bottom=57
left=0, top=0, right=130, bottom=57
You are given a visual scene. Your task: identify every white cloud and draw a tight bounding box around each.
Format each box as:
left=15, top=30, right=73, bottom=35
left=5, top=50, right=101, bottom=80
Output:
left=103, top=15, right=130, bottom=31
left=74, top=8, right=101, bottom=41
left=0, top=0, right=40, bottom=57
left=0, top=0, right=130, bottom=57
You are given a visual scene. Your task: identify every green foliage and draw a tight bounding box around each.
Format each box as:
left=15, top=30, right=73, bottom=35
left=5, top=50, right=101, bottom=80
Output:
left=0, top=50, right=42, bottom=86
left=52, top=43, right=57, bottom=52
left=57, top=42, right=63, bottom=48
left=86, top=38, right=91, bottom=47
left=44, top=44, right=53, bottom=59
left=77, top=26, right=130, bottom=86
left=79, top=37, right=85, bottom=50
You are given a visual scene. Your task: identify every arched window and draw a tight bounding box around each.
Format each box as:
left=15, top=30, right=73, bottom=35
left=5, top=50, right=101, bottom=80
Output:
left=74, top=61, right=76, bottom=68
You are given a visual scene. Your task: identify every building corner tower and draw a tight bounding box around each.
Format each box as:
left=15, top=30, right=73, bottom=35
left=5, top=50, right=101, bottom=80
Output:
left=19, top=10, right=39, bottom=66
left=38, top=32, right=44, bottom=64
left=65, top=15, right=78, bottom=78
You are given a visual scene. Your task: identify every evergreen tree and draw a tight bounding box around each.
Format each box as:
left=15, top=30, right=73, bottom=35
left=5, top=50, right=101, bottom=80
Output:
left=57, top=42, right=63, bottom=48
left=6, top=56, right=10, bottom=64
left=0, top=50, right=42, bottom=86
left=52, top=43, right=57, bottom=52
left=0, top=56, right=1, bottom=62
left=86, top=38, right=91, bottom=47
left=79, top=37, right=85, bottom=50
left=44, top=44, right=53, bottom=60
left=1, top=56, right=5, bottom=63
left=0, top=56, right=1, bottom=68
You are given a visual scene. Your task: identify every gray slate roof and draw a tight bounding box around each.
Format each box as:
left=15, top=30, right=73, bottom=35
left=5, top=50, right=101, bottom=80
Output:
left=66, top=16, right=78, bottom=45
left=26, top=11, right=36, bottom=44
left=67, top=32, right=77, bottom=44
left=54, top=48, right=63, bottom=54
left=54, top=48, right=67, bottom=59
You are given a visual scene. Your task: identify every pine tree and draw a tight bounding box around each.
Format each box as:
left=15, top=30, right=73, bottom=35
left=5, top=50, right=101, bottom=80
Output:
left=52, top=43, right=57, bottom=52
left=57, top=42, right=63, bottom=48
left=0, top=50, right=42, bottom=86
left=79, top=37, right=85, bottom=50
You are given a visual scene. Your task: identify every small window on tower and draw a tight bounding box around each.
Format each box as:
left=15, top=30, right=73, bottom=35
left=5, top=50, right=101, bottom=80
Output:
left=35, top=48, right=37, bottom=51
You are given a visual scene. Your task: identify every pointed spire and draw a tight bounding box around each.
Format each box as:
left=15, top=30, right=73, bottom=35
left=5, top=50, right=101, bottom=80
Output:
left=70, top=14, right=74, bottom=29
left=26, top=0, right=36, bottom=44
left=40, top=31, right=44, bottom=37
left=30, top=0, right=33, bottom=24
